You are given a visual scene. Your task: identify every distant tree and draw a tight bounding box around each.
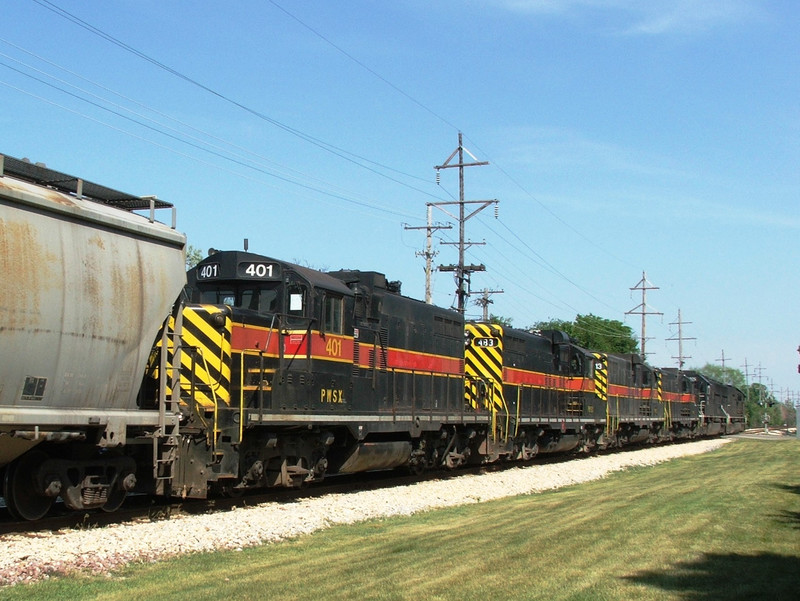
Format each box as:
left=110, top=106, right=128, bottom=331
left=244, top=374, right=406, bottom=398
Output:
left=695, top=363, right=746, bottom=388
left=186, top=244, right=203, bottom=269
left=530, top=314, right=639, bottom=354
left=489, top=314, right=514, bottom=328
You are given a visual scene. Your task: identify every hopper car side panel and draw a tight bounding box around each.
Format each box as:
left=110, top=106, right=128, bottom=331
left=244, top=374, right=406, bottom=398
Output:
left=0, top=156, right=185, bottom=518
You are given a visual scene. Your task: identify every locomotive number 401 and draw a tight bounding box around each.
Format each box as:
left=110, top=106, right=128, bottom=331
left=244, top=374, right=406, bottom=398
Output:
left=198, top=263, right=220, bottom=279
left=237, top=262, right=279, bottom=279
left=244, top=263, right=273, bottom=277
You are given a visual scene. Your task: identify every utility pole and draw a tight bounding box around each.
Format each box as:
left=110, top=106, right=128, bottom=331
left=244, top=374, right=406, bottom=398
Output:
left=741, top=357, right=753, bottom=408
left=666, top=309, right=695, bottom=369
left=754, top=363, right=766, bottom=411
left=625, top=271, right=663, bottom=360
left=403, top=204, right=452, bottom=304
left=716, top=350, right=731, bottom=384
left=474, top=288, right=504, bottom=321
left=434, top=132, right=497, bottom=314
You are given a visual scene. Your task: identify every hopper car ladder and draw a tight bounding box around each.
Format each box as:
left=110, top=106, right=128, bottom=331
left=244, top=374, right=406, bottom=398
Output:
left=153, top=309, right=183, bottom=495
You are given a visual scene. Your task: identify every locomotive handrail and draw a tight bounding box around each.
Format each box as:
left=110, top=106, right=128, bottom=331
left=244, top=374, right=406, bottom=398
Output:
left=195, top=348, right=222, bottom=451
left=662, top=395, right=673, bottom=430
left=719, top=405, right=731, bottom=425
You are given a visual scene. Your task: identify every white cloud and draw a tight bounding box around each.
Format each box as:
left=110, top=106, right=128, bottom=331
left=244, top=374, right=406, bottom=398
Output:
left=490, top=0, right=764, bottom=35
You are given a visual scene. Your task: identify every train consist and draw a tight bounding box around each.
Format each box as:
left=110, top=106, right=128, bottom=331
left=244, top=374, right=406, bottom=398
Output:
left=0, top=155, right=745, bottom=520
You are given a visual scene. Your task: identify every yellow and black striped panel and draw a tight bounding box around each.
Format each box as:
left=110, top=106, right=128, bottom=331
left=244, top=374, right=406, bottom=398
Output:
left=464, top=322, right=504, bottom=412
left=656, top=371, right=663, bottom=402
left=592, top=352, right=608, bottom=402
left=166, top=305, right=232, bottom=409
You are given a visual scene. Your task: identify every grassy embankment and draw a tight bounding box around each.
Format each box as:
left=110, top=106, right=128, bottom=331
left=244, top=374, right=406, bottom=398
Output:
left=5, top=438, right=799, bottom=601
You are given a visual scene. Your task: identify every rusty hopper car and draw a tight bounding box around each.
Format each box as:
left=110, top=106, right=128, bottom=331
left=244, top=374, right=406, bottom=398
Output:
left=0, top=154, right=186, bottom=520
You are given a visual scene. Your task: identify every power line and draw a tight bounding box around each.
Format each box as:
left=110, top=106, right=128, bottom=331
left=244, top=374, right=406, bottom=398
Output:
left=25, top=1, right=673, bottom=338
left=29, top=0, right=444, bottom=196
left=266, top=0, right=461, bottom=134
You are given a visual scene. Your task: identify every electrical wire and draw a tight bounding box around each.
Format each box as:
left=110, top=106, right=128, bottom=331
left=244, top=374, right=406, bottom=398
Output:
left=24, top=0, right=645, bottom=335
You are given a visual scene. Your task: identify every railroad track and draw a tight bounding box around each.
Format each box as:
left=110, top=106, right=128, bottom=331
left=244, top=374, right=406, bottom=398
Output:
left=0, top=445, right=598, bottom=536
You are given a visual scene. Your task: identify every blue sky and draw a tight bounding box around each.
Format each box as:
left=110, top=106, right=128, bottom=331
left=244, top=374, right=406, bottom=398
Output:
left=2, top=1, right=798, bottom=400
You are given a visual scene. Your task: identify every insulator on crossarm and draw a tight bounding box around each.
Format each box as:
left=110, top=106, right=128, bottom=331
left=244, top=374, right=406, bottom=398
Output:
left=435, top=170, right=440, bottom=185
left=494, top=201, right=499, bottom=218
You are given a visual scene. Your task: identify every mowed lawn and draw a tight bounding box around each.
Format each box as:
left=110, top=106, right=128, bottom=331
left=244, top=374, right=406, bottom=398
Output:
left=5, top=438, right=799, bottom=601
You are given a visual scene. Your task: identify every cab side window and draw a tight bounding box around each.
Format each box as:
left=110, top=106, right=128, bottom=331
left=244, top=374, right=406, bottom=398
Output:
left=286, top=283, right=307, bottom=324
left=324, top=294, right=344, bottom=335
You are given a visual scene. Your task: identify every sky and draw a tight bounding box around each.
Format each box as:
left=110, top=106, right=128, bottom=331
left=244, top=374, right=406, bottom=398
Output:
left=2, top=1, right=798, bottom=400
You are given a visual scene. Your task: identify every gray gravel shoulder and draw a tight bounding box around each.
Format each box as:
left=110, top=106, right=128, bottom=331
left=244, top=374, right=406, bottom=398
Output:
left=0, top=438, right=731, bottom=587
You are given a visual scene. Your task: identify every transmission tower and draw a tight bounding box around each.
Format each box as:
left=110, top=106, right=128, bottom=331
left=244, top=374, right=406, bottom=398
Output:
left=403, top=204, right=452, bottom=304
left=666, top=309, right=695, bottom=369
left=434, top=132, right=497, bottom=314
left=625, top=271, right=663, bottom=360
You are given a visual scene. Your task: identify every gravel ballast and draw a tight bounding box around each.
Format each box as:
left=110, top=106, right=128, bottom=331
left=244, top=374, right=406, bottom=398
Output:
left=0, top=438, right=731, bottom=587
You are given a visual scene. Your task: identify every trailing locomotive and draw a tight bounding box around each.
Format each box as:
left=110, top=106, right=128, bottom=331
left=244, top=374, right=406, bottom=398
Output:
left=0, top=153, right=745, bottom=521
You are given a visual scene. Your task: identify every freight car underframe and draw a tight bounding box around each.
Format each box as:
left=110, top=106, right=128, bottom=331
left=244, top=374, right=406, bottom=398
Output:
left=1, top=411, right=717, bottom=520
left=0, top=410, right=180, bottom=521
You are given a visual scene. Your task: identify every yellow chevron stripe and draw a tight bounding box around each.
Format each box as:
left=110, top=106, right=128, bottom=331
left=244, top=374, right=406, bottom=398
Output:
left=656, top=371, right=663, bottom=402
left=465, top=323, right=505, bottom=412
left=593, top=352, right=608, bottom=403
left=180, top=326, right=232, bottom=384
left=160, top=305, right=233, bottom=409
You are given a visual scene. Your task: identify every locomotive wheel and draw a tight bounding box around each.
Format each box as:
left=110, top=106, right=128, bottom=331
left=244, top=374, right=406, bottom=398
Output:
left=408, top=459, right=426, bottom=476
left=3, top=451, right=54, bottom=521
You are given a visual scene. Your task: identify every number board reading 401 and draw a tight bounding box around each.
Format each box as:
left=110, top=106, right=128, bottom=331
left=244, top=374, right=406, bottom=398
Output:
left=238, top=262, right=280, bottom=279
left=197, top=263, right=220, bottom=279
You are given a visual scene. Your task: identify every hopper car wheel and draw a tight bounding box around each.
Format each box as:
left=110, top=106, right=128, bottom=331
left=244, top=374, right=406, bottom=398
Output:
left=3, top=451, right=54, bottom=521
left=101, top=487, right=127, bottom=513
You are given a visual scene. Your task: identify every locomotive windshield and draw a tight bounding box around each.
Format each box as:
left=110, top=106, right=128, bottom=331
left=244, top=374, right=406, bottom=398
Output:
left=199, top=284, right=280, bottom=314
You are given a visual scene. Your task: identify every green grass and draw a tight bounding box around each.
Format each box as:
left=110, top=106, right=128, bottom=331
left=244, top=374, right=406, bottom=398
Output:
left=5, top=439, right=799, bottom=601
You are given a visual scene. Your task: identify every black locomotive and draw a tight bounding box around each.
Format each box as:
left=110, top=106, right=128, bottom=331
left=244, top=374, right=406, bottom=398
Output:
left=134, top=250, right=744, bottom=501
